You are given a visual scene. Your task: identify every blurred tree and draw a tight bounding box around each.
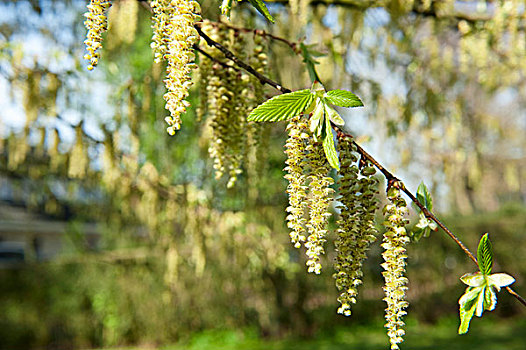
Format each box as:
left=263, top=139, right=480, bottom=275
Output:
left=0, top=0, right=525, bottom=349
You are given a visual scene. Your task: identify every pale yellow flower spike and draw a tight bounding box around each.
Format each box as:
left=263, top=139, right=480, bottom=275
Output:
left=382, top=184, right=410, bottom=350
left=284, top=116, right=309, bottom=249
left=83, top=0, right=112, bottom=70
left=305, top=139, right=334, bottom=274
left=151, top=0, right=202, bottom=134
left=334, top=135, right=379, bottom=316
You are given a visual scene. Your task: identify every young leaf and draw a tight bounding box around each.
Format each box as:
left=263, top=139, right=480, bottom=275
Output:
left=246, top=0, right=275, bottom=23
left=416, top=182, right=433, bottom=210
left=309, top=99, right=324, bottom=137
left=324, top=103, right=345, bottom=126
left=459, top=300, right=477, bottom=334
left=459, top=286, right=482, bottom=306
left=475, top=286, right=486, bottom=317
left=488, top=273, right=515, bottom=290
left=300, top=43, right=323, bottom=82
left=460, top=272, right=485, bottom=288
left=458, top=287, right=481, bottom=334
left=323, top=118, right=339, bottom=170
left=325, top=90, right=364, bottom=108
left=484, top=286, right=497, bottom=312
left=248, top=90, right=314, bottom=122
left=477, top=233, right=493, bottom=275
left=410, top=183, right=436, bottom=241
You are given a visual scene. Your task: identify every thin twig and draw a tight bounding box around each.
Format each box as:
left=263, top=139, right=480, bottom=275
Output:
left=208, top=20, right=301, bottom=53
left=194, top=45, right=241, bottom=72
left=194, top=27, right=526, bottom=308
left=195, top=24, right=291, bottom=94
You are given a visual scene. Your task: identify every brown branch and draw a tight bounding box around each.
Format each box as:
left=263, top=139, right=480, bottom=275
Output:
left=194, top=45, right=242, bottom=72
left=346, top=130, right=526, bottom=308
left=195, top=24, right=292, bottom=94
left=207, top=20, right=301, bottom=53
left=195, top=28, right=526, bottom=308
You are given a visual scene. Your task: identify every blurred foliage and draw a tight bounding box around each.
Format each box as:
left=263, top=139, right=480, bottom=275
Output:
left=0, top=0, right=525, bottom=349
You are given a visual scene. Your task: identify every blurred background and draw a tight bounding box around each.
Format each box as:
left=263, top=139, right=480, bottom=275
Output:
left=0, top=0, right=525, bottom=349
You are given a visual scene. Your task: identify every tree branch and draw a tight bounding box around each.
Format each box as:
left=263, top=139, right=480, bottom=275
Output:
left=195, top=24, right=292, bottom=94
left=195, top=26, right=526, bottom=308
left=207, top=20, right=301, bottom=53
left=194, top=45, right=242, bottom=72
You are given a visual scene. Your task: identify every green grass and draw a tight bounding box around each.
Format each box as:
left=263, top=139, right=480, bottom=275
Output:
left=97, top=316, right=526, bottom=350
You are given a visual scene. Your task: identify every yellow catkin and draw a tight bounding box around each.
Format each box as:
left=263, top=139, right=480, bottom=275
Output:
left=382, top=183, right=410, bottom=350
left=68, top=125, right=89, bottom=179
left=334, top=135, right=379, bottom=316
left=203, top=28, right=249, bottom=187
left=108, top=0, right=138, bottom=46
left=305, top=139, right=334, bottom=274
left=284, top=116, right=309, bottom=248
left=150, top=0, right=201, bottom=134
left=83, top=0, right=112, bottom=70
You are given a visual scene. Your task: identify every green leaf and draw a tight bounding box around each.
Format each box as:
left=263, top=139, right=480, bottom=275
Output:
left=484, top=286, right=497, bottom=312
left=246, top=0, right=275, bottom=23
left=460, top=272, right=485, bottom=288
left=324, top=103, right=345, bottom=126
left=325, top=90, right=364, bottom=108
left=300, top=43, right=323, bottom=82
left=477, top=233, right=493, bottom=275
left=459, top=286, right=482, bottom=305
left=416, top=182, right=433, bottom=210
left=459, top=287, right=481, bottom=334
left=475, top=286, right=486, bottom=317
left=411, top=213, right=429, bottom=242
left=488, top=273, right=515, bottom=290
left=323, top=118, right=339, bottom=170
left=309, top=99, right=324, bottom=137
left=248, top=90, right=314, bottom=122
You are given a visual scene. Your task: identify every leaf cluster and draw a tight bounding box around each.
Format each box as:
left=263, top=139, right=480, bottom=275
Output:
left=411, top=182, right=437, bottom=242
left=458, top=233, right=515, bottom=334
left=248, top=82, right=363, bottom=170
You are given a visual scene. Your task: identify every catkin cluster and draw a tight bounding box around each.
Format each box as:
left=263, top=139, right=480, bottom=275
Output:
left=68, top=124, right=89, bottom=179
left=305, top=139, right=334, bottom=274
left=199, top=24, right=267, bottom=188
left=334, top=135, right=379, bottom=316
left=150, top=0, right=201, bottom=135
left=284, top=116, right=309, bottom=248
left=83, top=0, right=112, bottom=70
left=284, top=117, right=334, bottom=274
left=382, top=183, right=410, bottom=350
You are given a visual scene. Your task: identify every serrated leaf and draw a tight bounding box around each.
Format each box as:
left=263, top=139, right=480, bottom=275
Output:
left=324, top=104, right=345, bottom=126
left=460, top=272, right=485, bottom=288
left=477, top=233, right=493, bottom=275
left=325, top=90, right=363, bottom=108
left=248, top=90, right=314, bottom=122
left=323, top=118, right=339, bottom=170
left=488, top=273, right=515, bottom=290
left=246, top=0, right=275, bottom=23
left=416, top=182, right=433, bottom=210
